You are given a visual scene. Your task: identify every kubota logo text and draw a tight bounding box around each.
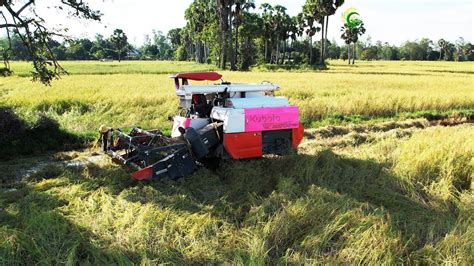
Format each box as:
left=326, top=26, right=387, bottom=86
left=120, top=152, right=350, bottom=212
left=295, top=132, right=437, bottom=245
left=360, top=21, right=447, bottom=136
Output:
left=248, top=114, right=281, bottom=123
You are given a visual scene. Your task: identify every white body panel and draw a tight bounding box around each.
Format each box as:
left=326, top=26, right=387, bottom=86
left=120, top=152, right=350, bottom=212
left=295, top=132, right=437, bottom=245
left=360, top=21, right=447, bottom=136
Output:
left=211, top=107, right=245, bottom=133
left=171, top=116, right=210, bottom=138
left=229, top=97, right=289, bottom=109
left=177, top=83, right=280, bottom=98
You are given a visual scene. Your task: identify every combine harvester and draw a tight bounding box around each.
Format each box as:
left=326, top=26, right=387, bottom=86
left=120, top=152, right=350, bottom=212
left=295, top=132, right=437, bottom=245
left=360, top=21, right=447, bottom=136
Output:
left=100, top=72, right=304, bottom=181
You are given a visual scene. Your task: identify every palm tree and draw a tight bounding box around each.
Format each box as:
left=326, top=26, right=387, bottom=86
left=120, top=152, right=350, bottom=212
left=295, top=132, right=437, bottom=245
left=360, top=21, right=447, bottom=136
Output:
left=300, top=4, right=321, bottom=65
left=341, top=26, right=352, bottom=63
left=260, top=3, right=274, bottom=63
left=304, top=0, right=344, bottom=66
left=233, top=0, right=255, bottom=68
left=340, top=22, right=366, bottom=65
left=216, top=0, right=231, bottom=69
left=272, top=5, right=290, bottom=64
left=110, top=29, right=128, bottom=62
left=322, top=0, right=345, bottom=61
left=438, top=39, right=446, bottom=61
left=303, top=1, right=322, bottom=65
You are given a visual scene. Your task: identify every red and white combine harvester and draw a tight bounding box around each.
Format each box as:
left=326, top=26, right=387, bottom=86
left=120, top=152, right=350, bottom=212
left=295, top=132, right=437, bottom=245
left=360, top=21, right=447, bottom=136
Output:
left=101, top=72, right=304, bottom=181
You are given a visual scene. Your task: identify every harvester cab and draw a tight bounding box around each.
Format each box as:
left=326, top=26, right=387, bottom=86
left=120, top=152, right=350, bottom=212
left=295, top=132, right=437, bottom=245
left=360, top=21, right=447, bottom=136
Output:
left=101, top=72, right=304, bottom=181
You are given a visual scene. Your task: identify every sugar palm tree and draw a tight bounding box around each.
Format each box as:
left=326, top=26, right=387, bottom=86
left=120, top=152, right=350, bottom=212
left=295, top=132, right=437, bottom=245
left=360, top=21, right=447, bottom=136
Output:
left=216, top=0, right=232, bottom=69
left=304, top=0, right=345, bottom=65
left=233, top=0, right=255, bottom=68
left=260, top=3, right=274, bottom=63
left=438, top=39, right=446, bottom=61
left=322, top=0, right=345, bottom=61
left=340, top=22, right=366, bottom=64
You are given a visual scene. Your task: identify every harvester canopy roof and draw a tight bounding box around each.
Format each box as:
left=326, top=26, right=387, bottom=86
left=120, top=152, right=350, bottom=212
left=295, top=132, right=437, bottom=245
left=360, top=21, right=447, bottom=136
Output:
left=170, top=72, right=223, bottom=81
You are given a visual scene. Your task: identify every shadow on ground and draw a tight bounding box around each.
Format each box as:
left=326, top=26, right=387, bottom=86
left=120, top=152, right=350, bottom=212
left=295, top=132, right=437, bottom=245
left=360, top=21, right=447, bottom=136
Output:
left=0, top=106, right=90, bottom=161
left=0, top=147, right=456, bottom=263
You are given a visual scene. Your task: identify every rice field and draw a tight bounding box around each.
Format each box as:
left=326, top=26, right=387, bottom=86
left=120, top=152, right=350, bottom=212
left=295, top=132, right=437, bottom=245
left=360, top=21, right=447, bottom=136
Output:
left=0, top=60, right=473, bottom=264
left=1, top=60, right=473, bottom=132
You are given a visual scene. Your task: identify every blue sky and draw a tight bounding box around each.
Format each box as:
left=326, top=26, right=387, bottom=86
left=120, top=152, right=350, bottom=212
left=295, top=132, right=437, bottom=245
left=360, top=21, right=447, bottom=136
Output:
left=34, top=0, right=473, bottom=45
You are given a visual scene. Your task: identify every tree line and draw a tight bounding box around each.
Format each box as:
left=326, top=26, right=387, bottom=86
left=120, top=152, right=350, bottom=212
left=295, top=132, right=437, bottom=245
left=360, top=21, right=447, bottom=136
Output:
left=2, top=28, right=472, bottom=66
left=171, top=0, right=473, bottom=68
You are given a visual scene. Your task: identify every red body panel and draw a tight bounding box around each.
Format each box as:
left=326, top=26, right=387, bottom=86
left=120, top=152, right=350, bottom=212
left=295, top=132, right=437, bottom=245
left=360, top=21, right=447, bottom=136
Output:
left=224, top=132, right=263, bottom=159
left=131, top=166, right=153, bottom=181
left=224, top=124, right=304, bottom=160
left=171, top=72, right=222, bottom=81
left=292, top=123, right=305, bottom=149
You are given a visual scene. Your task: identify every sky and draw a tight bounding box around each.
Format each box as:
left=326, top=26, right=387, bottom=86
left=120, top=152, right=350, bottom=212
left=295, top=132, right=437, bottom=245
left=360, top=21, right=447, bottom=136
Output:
left=29, top=0, right=474, bottom=46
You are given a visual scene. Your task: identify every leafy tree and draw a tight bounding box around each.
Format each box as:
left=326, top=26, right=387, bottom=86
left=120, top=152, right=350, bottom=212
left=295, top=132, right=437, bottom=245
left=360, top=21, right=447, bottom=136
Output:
left=454, top=37, right=471, bottom=61
left=184, top=0, right=218, bottom=64
left=284, top=15, right=301, bottom=64
left=443, top=42, right=456, bottom=61
left=320, top=0, right=344, bottom=64
left=0, top=0, right=101, bottom=84
left=400, top=41, right=425, bottom=60
left=437, top=39, right=456, bottom=61
left=66, top=38, right=93, bottom=60
left=3, top=33, right=30, bottom=60
left=109, top=29, right=129, bottom=62
left=168, top=28, right=182, bottom=52
left=140, top=34, right=159, bottom=60
left=50, top=40, right=67, bottom=60
left=326, top=39, right=341, bottom=59
left=380, top=42, right=399, bottom=60
left=360, top=45, right=378, bottom=60
left=398, top=38, right=433, bottom=61
left=90, top=34, right=113, bottom=60
left=152, top=30, right=172, bottom=60
left=462, top=42, right=474, bottom=61
left=302, top=1, right=323, bottom=65
left=273, top=5, right=292, bottom=64
left=238, top=12, right=262, bottom=69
